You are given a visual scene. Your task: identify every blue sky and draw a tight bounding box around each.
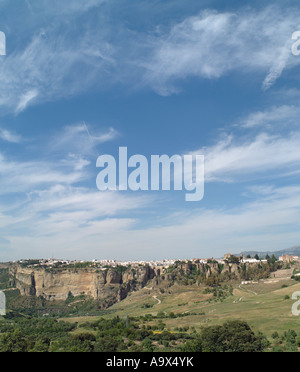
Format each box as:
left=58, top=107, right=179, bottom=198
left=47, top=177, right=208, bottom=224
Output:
left=1, top=0, right=300, bottom=261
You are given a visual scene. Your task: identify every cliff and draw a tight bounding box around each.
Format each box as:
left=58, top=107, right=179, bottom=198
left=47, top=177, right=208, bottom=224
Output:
left=152, top=261, right=240, bottom=287
left=9, top=265, right=156, bottom=305
left=8, top=261, right=249, bottom=307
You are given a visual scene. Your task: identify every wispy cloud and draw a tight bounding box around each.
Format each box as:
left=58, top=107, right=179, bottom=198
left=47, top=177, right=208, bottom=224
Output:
left=0, top=128, right=22, bottom=143
left=0, top=153, right=88, bottom=194
left=237, top=105, right=300, bottom=129
left=0, top=181, right=151, bottom=259
left=141, top=6, right=300, bottom=94
left=262, top=42, right=291, bottom=91
left=50, top=122, right=119, bottom=157
left=15, top=89, right=38, bottom=114
left=3, top=183, right=300, bottom=260
left=0, top=4, right=115, bottom=114
left=196, top=131, right=300, bottom=183
left=1, top=2, right=300, bottom=261
left=1, top=4, right=300, bottom=113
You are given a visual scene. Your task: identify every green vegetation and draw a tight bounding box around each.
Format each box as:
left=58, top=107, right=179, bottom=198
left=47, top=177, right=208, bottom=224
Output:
left=4, top=289, right=117, bottom=318
left=104, top=272, right=300, bottom=340
left=0, top=269, right=10, bottom=290
left=18, top=260, right=41, bottom=268
left=181, top=320, right=269, bottom=352
left=0, top=315, right=270, bottom=352
left=203, top=285, right=233, bottom=302
left=1, top=260, right=300, bottom=352
left=271, top=329, right=300, bottom=352
left=292, top=268, right=300, bottom=282
left=0, top=317, right=77, bottom=352
left=165, top=260, right=283, bottom=288
left=239, top=261, right=283, bottom=282
left=226, top=256, right=240, bottom=264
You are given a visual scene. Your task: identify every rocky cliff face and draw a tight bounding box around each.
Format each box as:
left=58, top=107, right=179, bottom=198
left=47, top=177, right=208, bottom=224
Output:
left=170, top=261, right=240, bottom=278
left=9, top=265, right=156, bottom=304
left=9, top=261, right=242, bottom=306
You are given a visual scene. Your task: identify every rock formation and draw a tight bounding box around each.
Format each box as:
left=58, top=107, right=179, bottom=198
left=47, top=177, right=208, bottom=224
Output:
left=8, top=261, right=245, bottom=307
left=9, top=265, right=156, bottom=304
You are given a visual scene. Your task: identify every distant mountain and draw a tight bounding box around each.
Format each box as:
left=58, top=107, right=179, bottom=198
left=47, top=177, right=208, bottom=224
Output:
left=238, top=246, right=300, bottom=259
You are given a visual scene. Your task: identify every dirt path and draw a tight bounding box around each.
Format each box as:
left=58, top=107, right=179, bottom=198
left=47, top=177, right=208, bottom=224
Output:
left=153, top=296, right=161, bottom=305
left=239, top=283, right=258, bottom=296
left=233, top=297, right=243, bottom=303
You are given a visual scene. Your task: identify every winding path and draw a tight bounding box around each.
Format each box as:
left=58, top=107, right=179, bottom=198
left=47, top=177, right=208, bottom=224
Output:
left=153, top=296, right=161, bottom=305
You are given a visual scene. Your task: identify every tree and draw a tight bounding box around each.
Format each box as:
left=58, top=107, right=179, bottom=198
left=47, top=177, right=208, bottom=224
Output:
left=181, top=337, right=202, bottom=352
left=142, top=337, right=153, bottom=352
left=200, top=321, right=268, bottom=352
left=93, top=336, right=122, bottom=352
left=227, top=256, right=240, bottom=264
left=0, top=330, right=31, bottom=352
left=284, top=330, right=297, bottom=344
left=285, top=342, right=298, bottom=352
left=272, top=346, right=284, bottom=352
left=271, top=254, right=277, bottom=263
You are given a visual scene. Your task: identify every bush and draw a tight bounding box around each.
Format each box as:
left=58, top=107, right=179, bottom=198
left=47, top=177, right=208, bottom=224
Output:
left=199, top=321, right=268, bottom=352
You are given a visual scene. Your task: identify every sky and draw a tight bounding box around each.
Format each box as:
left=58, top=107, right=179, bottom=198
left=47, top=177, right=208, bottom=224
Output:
left=1, top=0, right=300, bottom=261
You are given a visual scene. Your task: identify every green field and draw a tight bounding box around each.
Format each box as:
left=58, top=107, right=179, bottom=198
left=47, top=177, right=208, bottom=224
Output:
left=62, top=276, right=300, bottom=339
left=3, top=264, right=300, bottom=341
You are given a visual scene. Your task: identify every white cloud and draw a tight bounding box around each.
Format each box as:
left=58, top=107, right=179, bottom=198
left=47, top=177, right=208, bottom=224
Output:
left=238, top=105, right=300, bottom=129
left=0, top=128, right=22, bottom=143
left=262, top=42, right=291, bottom=91
left=15, top=89, right=38, bottom=114
left=1, top=3, right=300, bottom=261
left=50, top=122, right=119, bottom=157
left=61, top=154, right=91, bottom=172
left=0, top=10, right=115, bottom=114
left=0, top=153, right=88, bottom=194
left=0, top=182, right=151, bottom=260
left=1, top=4, right=300, bottom=113
left=196, top=131, right=300, bottom=183
left=142, top=6, right=300, bottom=94
left=3, top=184, right=300, bottom=261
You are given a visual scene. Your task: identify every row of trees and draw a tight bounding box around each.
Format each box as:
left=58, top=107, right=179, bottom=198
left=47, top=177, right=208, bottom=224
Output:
left=0, top=315, right=271, bottom=353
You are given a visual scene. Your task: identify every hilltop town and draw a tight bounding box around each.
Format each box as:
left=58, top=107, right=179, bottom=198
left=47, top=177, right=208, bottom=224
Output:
left=10, top=252, right=299, bottom=270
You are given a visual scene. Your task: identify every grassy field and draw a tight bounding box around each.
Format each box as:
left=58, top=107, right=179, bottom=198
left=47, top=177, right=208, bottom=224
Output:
left=61, top=275, right=300, bottom=339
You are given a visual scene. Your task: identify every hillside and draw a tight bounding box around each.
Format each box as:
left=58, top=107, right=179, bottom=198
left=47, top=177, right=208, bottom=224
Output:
left=1, top=258, right=299, bottom=335
left=2, top=260, right=300, bottom=351
left=87, top=268, right=300, bottom=338
left=5, top=258, right=280, bottom=311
